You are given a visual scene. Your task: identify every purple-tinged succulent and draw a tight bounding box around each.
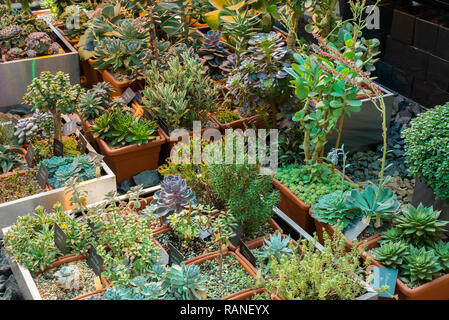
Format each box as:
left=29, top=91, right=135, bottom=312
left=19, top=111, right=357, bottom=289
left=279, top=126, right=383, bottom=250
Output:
left=25, top=32, right=52, bottom=57
left=148, top=175, right=197, bottom=218
left=48, top=42, right=63, bottom=55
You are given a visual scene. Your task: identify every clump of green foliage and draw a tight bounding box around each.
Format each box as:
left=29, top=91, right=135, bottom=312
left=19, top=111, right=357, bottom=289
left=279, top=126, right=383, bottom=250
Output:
left=3, top=203, right=91, bottom=273
left=32, top=136, right=81, bottom=163
left=0, top=170, right=43, bottom=203
left=262, top=231, right=370, bottom=300
left=403, top=102, right=449, bottom=202
left=216, top=109, right=241, bottom=124
left=276, top=163, right=357, bottom=205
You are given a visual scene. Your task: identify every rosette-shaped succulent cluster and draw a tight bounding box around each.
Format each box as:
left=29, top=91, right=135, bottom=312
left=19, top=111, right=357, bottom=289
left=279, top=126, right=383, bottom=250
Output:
left=198, top=31, right=232, bottom=80
left=14, top=112, right=54, bottom=145
left=5, top=47, right=25, bottom=61
left=54, top=266, right=80, bottom=291
left=0, top=25, right=22, bottom=41
left=25, top=32, right=52, bottom=58
left=78, top=82, right=114, bottom=121
left=148, top=175, right=197, bottom=219
left=373, top=241, right=409, bottom=269
left=226, top=32, right=293, bottom=116
left=400, top=247, right=442, bottom=286
left=48, top=42, right=64, bottom=55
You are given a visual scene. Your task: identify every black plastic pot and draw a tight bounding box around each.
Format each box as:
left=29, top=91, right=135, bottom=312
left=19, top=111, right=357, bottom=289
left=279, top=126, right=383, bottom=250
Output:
left=385, top=35, right=408, bottom=69
left=426, top=54, right=449, bottom=91
left=390, top=9, right=416, bottom=44
left=405, top=46, right=429, bottom=82
left=414, top=17, right=439, bottom=53
left=436, top=25, right=449, bottom=61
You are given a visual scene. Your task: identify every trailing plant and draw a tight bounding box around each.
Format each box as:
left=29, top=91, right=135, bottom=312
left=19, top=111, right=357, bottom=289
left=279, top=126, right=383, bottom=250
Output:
left=90, top=108, right=159, bottom=147
left=0, top=145, right=25, bottom=174
left=38, top=155, right=99, bottom=189
left=142, top=51, right=220, bottom=132
left=403, top=102, right=449, bottom=202
left=393, top=204, right=449, bottom=248
left=23, top=71, right=83, bottom=143
left=3, top=203, right=91, bottom=272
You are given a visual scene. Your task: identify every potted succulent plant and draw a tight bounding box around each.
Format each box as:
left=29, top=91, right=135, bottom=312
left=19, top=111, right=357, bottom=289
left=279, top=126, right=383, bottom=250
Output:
left=141, top=51, right=221, bottom=151
left=403, top=102, right=449, bottom=226
left=88, top=102, right=165, bottom=184
left=361, top=204, right=449, bottom=300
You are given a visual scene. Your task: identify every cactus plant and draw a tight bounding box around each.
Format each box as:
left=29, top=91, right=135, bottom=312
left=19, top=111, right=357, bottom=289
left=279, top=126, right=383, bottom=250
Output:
left=54, top=265, right=80, bottom=291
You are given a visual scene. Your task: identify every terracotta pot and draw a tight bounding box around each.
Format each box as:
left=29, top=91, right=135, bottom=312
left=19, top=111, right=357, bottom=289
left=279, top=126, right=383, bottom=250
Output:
left=34, top=253, right=109, bottom=300
left=361, top=237, right=449, bottom=300
left=185, top=251, right=261, bottom=300
left=97, top=68, right=144, bottom=97
left=209, top=113, right=266, bottom=132
left=272, top=177, right=315, bottom=234
left=78, top=116, right=99, bottom=151
left=82, top=59, right=102, bottom=88
left=95, top=130, right=166, bottom=184
left=227, top=218, right=283, bottom=252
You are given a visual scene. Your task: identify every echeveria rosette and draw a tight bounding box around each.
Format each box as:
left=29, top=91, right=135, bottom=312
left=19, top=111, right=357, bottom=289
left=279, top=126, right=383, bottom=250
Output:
left=403, top=103, right=449, bottom=202
left=148, top=175, right=197, bottom=218
left=400, top=246, right=443, bottom=287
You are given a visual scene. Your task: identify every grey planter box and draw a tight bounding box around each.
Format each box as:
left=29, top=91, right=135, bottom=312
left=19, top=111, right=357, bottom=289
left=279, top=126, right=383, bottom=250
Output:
left=0, top=130, right=116, bottom=231
left=326, top=84, right=395, bottom=152
left=0, top=18, right=80, bottom=110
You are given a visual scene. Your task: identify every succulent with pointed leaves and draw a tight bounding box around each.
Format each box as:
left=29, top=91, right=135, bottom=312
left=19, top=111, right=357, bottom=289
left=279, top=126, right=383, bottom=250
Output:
left=25, top=32, right=52, bottom=57
left=401, top=246, right=442, bottom=286
left=163, top=263, right=206, bottom=300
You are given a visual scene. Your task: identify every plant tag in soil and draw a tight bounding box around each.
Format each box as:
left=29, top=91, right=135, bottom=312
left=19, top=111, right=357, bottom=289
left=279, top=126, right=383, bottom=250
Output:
left=371, top=266, right=398, bottom=298
left=53, top=138, right=64, bottom=157
left=168, top=243, right=185, bottom=265
left=343, top=217, right=369, bottom=242
left=87, top=219, right=99, bottom=240
left=158, top=247, right=169, bottom=266
left=87, top=246, right=104, bottom=277
left=78, top=134, right=88, bottom=154
left=37, top=164, right=49, bottom=189
left=120, top=87, right=136, bottom=105
left=62, top=119, right=80, bottom=136
left=54, top=223, right=67, bottom=254
left=239, top=240, right=256, bottom=267
left=94, top=277, right=103, bottom=291
left=25, top=145, right=35, bottom=168
left=199, top=227, right=213, bottom=241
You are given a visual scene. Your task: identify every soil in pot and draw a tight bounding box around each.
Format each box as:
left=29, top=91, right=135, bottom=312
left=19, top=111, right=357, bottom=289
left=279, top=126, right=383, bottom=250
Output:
left=155, top=231, right=219, bottom=262
left=34, top=260, right=98, bottom=300
left=199, top=255, right=256, bottom=300
left=241, top=220, right=276, bottom=243
left=0, top=170, right=44, bottom=203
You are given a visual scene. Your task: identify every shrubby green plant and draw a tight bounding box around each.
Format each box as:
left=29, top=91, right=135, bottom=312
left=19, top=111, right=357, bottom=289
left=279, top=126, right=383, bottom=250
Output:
left=3, top=203, right=91, bottom=272
left=207, top=160, right=279, bottom=236
left=142, top=52, right=220, bottom=132
left=403, top=102, right=449, bottom=202
left=23, top=71, right=83, bottom=143
left=32, top=137, right=81, bottom=163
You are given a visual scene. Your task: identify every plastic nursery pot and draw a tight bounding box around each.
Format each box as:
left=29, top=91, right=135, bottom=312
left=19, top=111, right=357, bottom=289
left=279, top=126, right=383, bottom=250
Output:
left=83, top=59, right=102, bottom=88
left=209, top=113, right=266, bottom=132
left=361, top=237, right=449, bottom=300
left=97, top=67, right=144, bottom=97
left=272, top=177, right=315, bottom=235
left=78, top=115, right=99, bottom=151
left=95, top=130, right=166, bottom=185
left=34, top=253, right=110, bottom=300
left=185, top=251, right=261, bottom=300
left=226, top=219, right=283, bottom=252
